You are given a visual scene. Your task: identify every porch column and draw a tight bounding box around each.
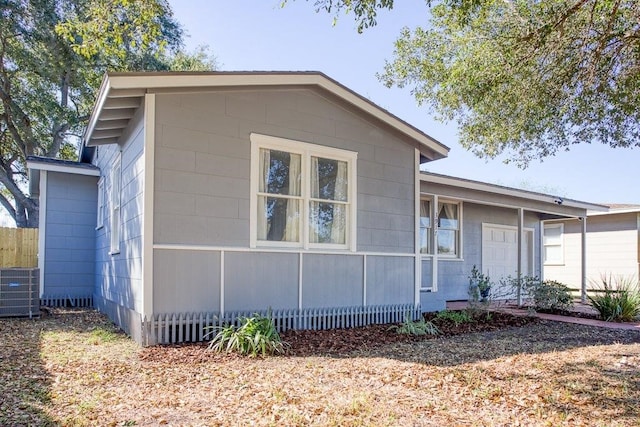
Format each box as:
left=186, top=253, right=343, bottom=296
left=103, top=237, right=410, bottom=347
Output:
left=517, top=208, right=524, bottom=306
left=581, top=217, right=587, bottom=303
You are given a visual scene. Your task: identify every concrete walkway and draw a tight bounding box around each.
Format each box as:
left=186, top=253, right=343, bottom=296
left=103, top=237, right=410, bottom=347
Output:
left=446, top=301, right=640, bottom=332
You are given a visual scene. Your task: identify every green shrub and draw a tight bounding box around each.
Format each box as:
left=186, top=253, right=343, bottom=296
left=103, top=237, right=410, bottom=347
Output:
left=435, top=309, right=474, bottom=326
left=206, top=313, right=286, bottom=357
left=531, top=280, right=574, bottom=312
left=588, top=275, right=640, bottom=322
left=468, top=265, right=492, bottom=304
left=392, top=312, right=441, bottom=336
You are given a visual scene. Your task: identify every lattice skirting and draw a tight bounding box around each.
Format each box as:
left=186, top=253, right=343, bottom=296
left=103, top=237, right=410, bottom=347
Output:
left=41, top=295, right=94, bottom=308
left=142, top=303, right=421, bottom=345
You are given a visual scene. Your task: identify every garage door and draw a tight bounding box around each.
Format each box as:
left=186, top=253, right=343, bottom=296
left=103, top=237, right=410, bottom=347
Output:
left=482, top=224, right=533, bottom=281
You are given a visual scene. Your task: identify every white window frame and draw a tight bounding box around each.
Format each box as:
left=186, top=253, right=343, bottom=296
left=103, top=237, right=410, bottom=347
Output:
left=419, top=198, right=433, bottom=254
left=543, top=222, right=564, bottom=265
left=436, top=199, right=463, bottom=259
left=419, top=197, right=463, bottom=259
left=249, top=133, right=357, bottom=251
left=96, top=177, right=105, bottom=229
left=110, top=154, right=122, bottom=255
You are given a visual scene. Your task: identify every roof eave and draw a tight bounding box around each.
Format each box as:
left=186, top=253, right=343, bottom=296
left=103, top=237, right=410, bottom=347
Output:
left=82, top=72, right=450, bottom=160
left=420, top=171, right=607, bottom=212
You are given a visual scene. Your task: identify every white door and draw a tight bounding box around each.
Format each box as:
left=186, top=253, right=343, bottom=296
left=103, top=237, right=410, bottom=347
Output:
left=482, top=224, right=533, bottom=281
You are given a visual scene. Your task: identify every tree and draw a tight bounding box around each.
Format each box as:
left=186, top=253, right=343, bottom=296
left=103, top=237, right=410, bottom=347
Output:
left=290, top=0, right=640, bottom=166
left=0, top=0, right=216, bottom=227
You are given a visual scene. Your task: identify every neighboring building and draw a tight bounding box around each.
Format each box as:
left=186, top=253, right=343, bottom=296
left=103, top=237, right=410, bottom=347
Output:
left=27, top=72, right=602, bottom=344
left=543, top=205, right=640, bottom=289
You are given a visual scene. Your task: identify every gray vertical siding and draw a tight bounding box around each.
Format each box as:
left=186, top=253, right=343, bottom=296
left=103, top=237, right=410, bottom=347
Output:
left=93, top=112, right=145, bottom=313
left=153, top=249, right=220, bottom=313
left=43, top=172, right=97, bottom=297
left=224, top=252, right=299, bottom=312
left=301, top=254, right=364, bottom=308
left=365, top=256, right=414, bottom=305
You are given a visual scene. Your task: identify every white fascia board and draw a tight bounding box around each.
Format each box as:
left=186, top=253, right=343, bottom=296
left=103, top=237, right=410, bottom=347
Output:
left=82, top=74, right=113, bottom=147
left=94, top=73, right=449, bottom=159
left=588, top=208, right=640, bottom=216
left=27, top=161, right=100, bottom=177
left=421, top=172, right=606, bottom=212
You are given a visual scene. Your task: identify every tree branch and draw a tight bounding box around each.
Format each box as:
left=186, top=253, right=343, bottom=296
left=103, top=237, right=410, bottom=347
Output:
left=0, top=190, right=16, bottom=222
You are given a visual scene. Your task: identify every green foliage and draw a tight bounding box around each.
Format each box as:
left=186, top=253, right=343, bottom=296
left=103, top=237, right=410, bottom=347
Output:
left=206, top=314, right=287, bottom=357
left=435, top=309, right=473, bottom=326
left=530, top=280, right=573, bottom=312
left=392, top=311, right=441, bottom=336
left=0, top=0, right=216, bottom=227
left=293, top=0, right=640, bottom=165
left=588, top=275, right=640, bottom=322
left=379, top=0, right=640, bottom=166
left=468, top=265, right=492, bottom=304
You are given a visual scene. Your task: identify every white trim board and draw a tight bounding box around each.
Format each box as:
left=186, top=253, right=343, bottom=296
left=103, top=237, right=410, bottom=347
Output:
left=27, top=161, right=100, bottom=177
left=37, top=171, right=47, bottom=298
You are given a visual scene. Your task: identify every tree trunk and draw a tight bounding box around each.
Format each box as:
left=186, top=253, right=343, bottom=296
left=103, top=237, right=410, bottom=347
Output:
left=11, top=198, right=38, bottom=228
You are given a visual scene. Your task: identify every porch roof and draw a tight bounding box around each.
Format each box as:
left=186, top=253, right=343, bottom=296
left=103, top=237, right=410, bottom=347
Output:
left=420, top=172, right=607, bottom=217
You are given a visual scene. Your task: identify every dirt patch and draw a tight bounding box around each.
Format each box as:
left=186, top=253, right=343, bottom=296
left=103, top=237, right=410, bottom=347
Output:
left=2, top=308, right=639, bottom=426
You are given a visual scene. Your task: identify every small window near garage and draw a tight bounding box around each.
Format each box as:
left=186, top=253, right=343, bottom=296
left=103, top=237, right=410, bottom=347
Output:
left=419, top=199, right=431, bottom=254
left=96, top=177, right=105, bottom=229
left=437, top=201, right=461, bottom=257
left=543, top=223, right=564, bottom=265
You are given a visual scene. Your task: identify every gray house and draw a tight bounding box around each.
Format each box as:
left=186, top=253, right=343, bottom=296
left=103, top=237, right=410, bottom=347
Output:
left=28, top=72, right=601, bottom=344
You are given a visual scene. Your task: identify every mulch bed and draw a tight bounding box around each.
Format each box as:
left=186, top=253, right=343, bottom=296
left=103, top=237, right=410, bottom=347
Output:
left=279, top=311, right=537, bottom=357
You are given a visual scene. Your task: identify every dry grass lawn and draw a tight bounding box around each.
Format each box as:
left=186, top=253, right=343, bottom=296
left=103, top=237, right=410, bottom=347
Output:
left=1, top=308, right=639, bottom=426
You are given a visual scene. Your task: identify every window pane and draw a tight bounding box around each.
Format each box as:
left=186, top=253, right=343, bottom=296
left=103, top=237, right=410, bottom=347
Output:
left=259, top=149, right=301, bottom=196
left=544, top=245, right=562, bottom=263
left=420, top=200, right=431, bottom=228
left=544, top=226, right=562, bottom=245
left=257, top=196, right=300, bottom=242
left=437, top=230, right=457, bottom=255
left=311, top=157, right=348, bottom=202
left=420, top=226, right=430, bottom=254
left=438, top=203, right=458, bottom=229
left=309, top=201, right=346, bottom=244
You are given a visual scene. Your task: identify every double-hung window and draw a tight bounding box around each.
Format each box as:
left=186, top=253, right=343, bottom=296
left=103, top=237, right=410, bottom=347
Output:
left=543, top=223, right=564, bottom=264
left=419, top=198, right=462, bottom=258
left=437, top=201, right=460, bottom=256
left=251, top=134, right=356, bottom=250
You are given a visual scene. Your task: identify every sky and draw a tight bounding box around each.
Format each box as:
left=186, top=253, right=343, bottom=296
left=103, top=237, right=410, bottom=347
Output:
left=167, top=0, right=640, bottom=205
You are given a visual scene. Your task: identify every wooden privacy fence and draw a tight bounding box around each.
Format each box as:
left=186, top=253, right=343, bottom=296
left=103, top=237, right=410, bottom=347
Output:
left=0, top=227, right=38, bottom=268
left=142, top=303, right=421, bottom=345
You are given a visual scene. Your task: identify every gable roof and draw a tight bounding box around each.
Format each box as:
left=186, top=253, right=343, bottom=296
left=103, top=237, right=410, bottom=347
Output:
left=81, top=71, right=449, bottom=161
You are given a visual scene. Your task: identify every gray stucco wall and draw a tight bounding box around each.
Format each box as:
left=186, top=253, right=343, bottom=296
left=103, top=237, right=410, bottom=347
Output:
left=93, top=112, right=145, bottom=314
left=43, top=172, right=97, bottom=297
left=151, top=87, right=419, bottom=314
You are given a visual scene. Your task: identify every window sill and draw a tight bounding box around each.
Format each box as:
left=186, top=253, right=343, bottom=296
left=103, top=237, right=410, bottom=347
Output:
left=544, top=262, right=565, bottom=266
